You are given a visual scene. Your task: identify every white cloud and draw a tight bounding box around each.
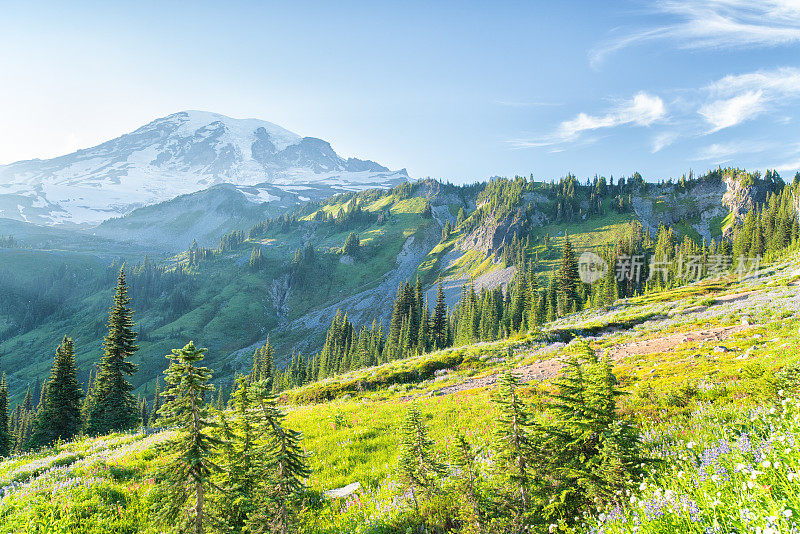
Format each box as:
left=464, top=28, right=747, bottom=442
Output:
left=773, top=158, right=800, bottom=172
left=698, top=67, right=800, bottom=131
left=590, top=0, right=800, bottom=67
left=651, top=131, right=680, bottom=152
left=693, top=139, right=773, bottom=162
left=698, top=90, right=765, bottom=132
left=511, top=92, right=666, bottom=148
left=707, top=66, right=800, bottom=95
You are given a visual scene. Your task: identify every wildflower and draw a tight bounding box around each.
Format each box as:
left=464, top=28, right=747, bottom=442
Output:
left=784, top=510, right=794, bottom=518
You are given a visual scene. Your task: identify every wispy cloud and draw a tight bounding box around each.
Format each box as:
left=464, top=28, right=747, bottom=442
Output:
left=651, top=131, right=680, bottom=152
left=590, top=0, right=800, bottom=67
left=693, top=139, right=774, bottom=162
left=766, top=142, right=800, bottom=172
left=772, top=157, right=800, bottom=172
left=510, top=92, right=666, bottom=148
left=699, top=90, right=765, bottom=132
left=699, top=67, right=800, bottom=131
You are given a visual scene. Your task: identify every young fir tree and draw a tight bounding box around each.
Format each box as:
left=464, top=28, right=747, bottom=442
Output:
left=140, top=398, right=149, bottom=427
left=422, top=199, right=433, bottom=218
left=543, top=340, right=647, bottom=521
left=342, top=232, right=360, bottom=256
left=491, top=370, right=536, bottom=529
left=558, top=236, right=580, bottom=315
left=86, top=268, right=140, bottom=435
left=397, top=402, right=444, bottom=513
left=82, top=368, right=96, bottom=427
left=452, top=434, right=484, bottom=534
left=214, top=375, right=259, bottom=531
left=248, top=380, right=310, bottom=534
left=29, top=337, right=83, bottom=447
left=22, top=386, right=33, bottom=413
left=0, top=373, right=9, bottom=457
left=433, top=280, right=447, bottom=349
left=149, top=376, right=161, bottom=426
left=158, top=342, right=222, bottom=534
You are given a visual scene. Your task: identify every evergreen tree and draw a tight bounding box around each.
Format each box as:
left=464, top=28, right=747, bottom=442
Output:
left=158, top=342, right=222, bottom=534
left=452, top=434, right=484, bottom=534
left=0, top=374, right=9, bottom=457
left=215, top=376, right=258, bottom=531
left=87, top=269, right=140, bottom=435
left=140, top=398, right=149, bottom=427
left=558, top=237, right=580, bottom=315
left=22, top=386, right=33, bottom=413
left=30, top=337, right=83, bottom=447
left=442, top=219, right=453, bottom=241
left=541, top=340, right=647, bottom=522
left=150, top=376, right=161, bottom=426
left=248, top=382, right=310, bottom=534
left=422, top=199, right=433, bottom=218
left=397, top=402, right=444, bottom=512
left=491, top=370, right=536, bottom=529
left=82, top=368, right=96, bottom=427
left=342, top=232, right=360, bottom=256
left=433, top=280, right=447, bottom=349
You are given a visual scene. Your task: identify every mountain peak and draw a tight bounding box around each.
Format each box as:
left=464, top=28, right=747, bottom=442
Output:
left=0, top=111, right=407, bottom=226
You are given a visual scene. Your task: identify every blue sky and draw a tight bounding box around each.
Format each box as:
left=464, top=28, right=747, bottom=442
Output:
left=1, top=0, right=800, bottom=183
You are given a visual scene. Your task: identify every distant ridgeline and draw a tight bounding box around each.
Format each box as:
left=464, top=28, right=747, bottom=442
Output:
left=0, top=168, right=799, bottom=424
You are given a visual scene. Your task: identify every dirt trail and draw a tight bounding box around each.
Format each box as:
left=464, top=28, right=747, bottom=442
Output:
left=429, top=322, right=753, bottom=397
left=431, top=358, right=565, bottom=396
left=608, top=324, right=751, bottom=360
left=425, top=288, right=765, bottom=397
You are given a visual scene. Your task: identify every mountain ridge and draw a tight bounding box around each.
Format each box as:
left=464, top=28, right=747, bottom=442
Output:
left=0, top=110, right=408, bottom=226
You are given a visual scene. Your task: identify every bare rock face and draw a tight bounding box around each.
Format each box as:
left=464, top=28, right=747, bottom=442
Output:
left=632, top=170, right=775, bottom=242
left=722, top=173, right=769, bottom=222
left=632, top=181, right=727, bottom=241
left=460, top=210, right=525, bottom=255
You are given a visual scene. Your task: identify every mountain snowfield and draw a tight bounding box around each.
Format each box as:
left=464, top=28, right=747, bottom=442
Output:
left=0, top=111, right=408, bottom=226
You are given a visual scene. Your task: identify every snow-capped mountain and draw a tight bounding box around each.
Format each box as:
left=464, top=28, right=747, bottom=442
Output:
left=0, top=111, right=408, bottom=226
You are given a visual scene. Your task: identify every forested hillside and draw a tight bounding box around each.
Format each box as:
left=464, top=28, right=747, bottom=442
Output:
left=0, top=165, right=799, bottom=531
left=1, top=169, right=798, bottom=410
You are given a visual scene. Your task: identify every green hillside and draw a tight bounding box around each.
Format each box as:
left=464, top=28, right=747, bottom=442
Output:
left=1, top=169, right=796, bottom=406
left=1, top=249, right=798, bottom=533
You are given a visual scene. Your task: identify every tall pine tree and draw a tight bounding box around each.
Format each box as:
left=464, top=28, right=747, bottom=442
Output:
left=158, top=342, right=222, bottom=534
left=397, top=402, right=444, bottom=513
left=30, top=337, right=83, bottom=447
left=86, top=268, right=140, bottom=435
left=0, top=373, right=9, bottom=457
left=433, top=280, right=447, bottom=349
left=558, top=236, right=580, bottom=315
left=248, top=381, right=310, bottom=534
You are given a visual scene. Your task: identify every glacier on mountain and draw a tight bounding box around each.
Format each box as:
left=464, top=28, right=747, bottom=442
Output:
left=0, top=110, right=408, bottom=226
